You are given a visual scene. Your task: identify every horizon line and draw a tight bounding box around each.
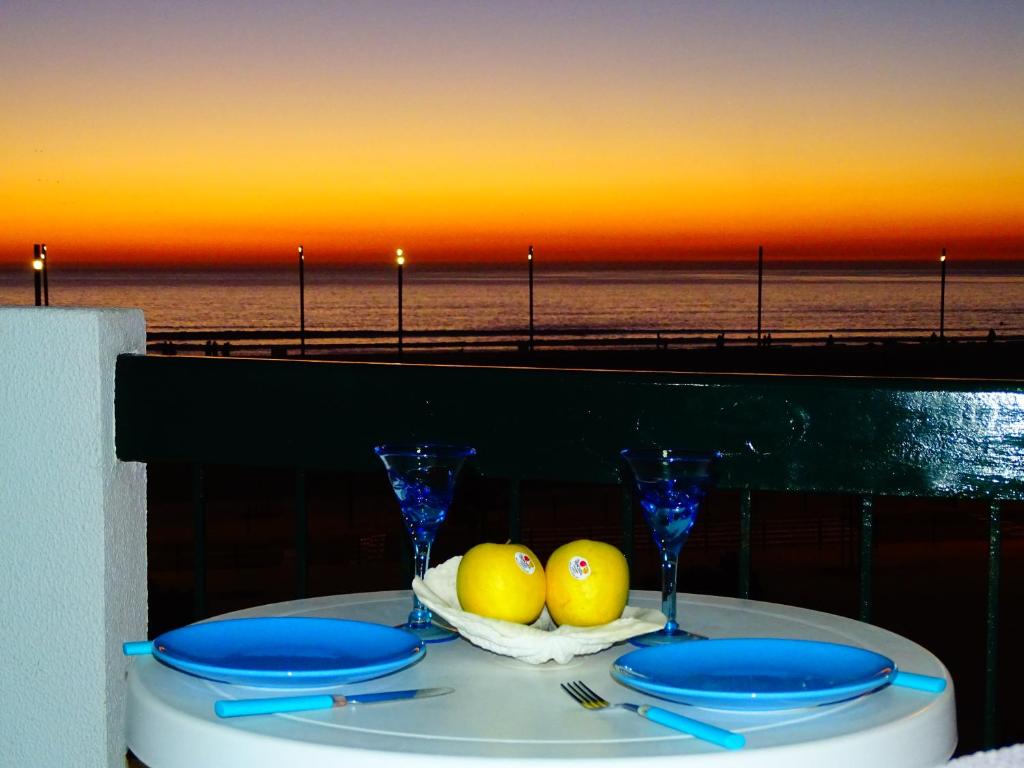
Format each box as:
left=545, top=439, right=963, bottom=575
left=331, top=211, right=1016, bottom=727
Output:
left=1, top=255, right=1022, bottom=273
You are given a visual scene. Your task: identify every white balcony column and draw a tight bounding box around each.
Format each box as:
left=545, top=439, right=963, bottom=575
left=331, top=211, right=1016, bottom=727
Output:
left=0, top=307, right=147, bottom=768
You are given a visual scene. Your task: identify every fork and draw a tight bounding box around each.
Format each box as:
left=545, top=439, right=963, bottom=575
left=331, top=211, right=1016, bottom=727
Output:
left=561, top=681, right=745, bottom=750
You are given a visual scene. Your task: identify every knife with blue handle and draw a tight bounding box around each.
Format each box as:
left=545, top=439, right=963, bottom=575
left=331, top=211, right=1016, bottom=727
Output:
left=892, top=671, right=947, bottom=693
left=214, top=687, right=454, bottom=718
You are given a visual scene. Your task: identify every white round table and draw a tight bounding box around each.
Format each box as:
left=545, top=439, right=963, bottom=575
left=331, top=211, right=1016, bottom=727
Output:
left=127, top=591, right=956, bottom=767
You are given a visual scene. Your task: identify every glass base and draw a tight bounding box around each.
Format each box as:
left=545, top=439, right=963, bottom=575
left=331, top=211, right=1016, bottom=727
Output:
left=630, top=627, right=707, bottom=647
left=398, top=621, right=460, bottom=644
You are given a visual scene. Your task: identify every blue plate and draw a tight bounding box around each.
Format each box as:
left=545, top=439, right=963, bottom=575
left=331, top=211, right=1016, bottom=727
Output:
left=612, top=638, right=896, bottom=710
left=151, top=617, right=425, bottom=688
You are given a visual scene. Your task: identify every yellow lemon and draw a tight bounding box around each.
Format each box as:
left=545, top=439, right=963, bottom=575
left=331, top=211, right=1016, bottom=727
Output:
left=545, top=540, right=629, bottom=627
left=456, top=543, right=546, bottom=624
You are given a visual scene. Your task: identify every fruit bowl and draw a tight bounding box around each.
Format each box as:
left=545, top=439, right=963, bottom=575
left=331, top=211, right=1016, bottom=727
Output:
left=412, top=556, right=665, bottom=664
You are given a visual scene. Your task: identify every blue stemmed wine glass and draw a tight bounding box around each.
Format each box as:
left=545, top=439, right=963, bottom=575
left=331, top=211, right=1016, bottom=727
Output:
left=621, top=448, right=720, bottom=646
left=374, top=444, right=476, bottom=643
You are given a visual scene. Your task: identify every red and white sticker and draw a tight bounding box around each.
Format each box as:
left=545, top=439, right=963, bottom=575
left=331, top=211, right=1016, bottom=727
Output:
left=568, top=556, right=591, bottom=580
left=515, top=551, right=536, bottom=575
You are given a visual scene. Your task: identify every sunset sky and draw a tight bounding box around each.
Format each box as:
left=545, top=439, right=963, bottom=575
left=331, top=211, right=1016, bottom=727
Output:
left=2, top=1, right=1022, bottom=266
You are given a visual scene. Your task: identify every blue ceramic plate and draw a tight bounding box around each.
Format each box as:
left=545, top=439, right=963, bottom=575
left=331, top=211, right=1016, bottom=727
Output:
left=151, top=617, right=425, bottom=688
left=612, top=638, right=896, bottom=710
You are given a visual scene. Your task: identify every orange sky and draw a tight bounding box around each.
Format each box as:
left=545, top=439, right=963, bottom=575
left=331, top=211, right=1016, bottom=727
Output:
left=2, top=2, right=1022, bottom=267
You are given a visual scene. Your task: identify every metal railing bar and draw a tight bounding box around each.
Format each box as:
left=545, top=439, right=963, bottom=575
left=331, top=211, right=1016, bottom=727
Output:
left=984, top=500, right=1002, bottom=748
left=859, top=496, right=874, bottom=623
left=295, top=469, right=308, bottom=600
left=192, top=462, right=207, bottom=620
left=620, top=482, right=634, bottom=574
left=508, top=477, right=521, bottom=543
left=739, top=490, right=752, bottom=599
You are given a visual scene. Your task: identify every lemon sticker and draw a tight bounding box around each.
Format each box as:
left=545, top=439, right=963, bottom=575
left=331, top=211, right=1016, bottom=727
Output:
left=568, top=556, right=591, bottom=580
left=514, top=551, right=536, bottom=575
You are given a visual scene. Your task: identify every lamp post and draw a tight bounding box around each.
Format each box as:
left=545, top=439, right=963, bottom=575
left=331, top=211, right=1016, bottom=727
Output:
left=298, top=244, right=305, bottom=357
left=527, top=244, right=534, bottom=352
left=756, top=244, right=763, bottom=344
left=396, top=249, right=405, bottom=357
left=32, top=244, right=43, bottom=306
left=41, top=243, right=49, bottom=306
left=939, top=248, right=947, bottom=340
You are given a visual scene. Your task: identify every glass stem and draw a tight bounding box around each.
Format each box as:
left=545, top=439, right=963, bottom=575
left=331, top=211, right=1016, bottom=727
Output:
left=407, top=539, right=433, bottom=627
left=660, top=550, right=679, bottom=634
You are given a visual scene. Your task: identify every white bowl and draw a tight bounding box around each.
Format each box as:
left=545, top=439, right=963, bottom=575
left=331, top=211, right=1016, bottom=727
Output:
left=412, top=556, right=665, bottom=665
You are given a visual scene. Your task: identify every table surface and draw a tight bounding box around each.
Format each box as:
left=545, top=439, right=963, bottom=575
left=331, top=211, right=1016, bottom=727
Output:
left=127, top=591, right=956, bottom=768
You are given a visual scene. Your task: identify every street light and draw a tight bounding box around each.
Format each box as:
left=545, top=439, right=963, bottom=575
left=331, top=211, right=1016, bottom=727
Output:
left=939, top=248, right=947, bottom=340
left=396, top=249, right=405, bottom=356
left=298, top=244, right=305, bottom=357
left=527, top=244, right=534, bottom=352
left=32, top=244, right=43, bottom=306
left=41, top=243, right=49, bottom=306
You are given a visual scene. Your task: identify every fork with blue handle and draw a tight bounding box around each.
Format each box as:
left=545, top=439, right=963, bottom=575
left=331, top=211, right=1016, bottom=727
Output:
left=561, top=681, right=745, bottom=750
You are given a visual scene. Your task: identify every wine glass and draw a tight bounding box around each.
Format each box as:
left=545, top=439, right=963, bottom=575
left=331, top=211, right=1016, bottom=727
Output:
left=374, top=443, right=476, bottom=643
left=621, top=448, right=720, bottom=646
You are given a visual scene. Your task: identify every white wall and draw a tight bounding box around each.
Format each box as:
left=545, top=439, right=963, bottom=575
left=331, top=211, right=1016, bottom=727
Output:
left=0, top=307, right=147, bottom=768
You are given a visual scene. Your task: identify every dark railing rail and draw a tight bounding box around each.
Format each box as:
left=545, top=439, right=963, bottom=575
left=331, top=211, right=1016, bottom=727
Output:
left=146, top=326, right=1024, bottom=341
left=144, top=326, right=1024, bottom=357
left=115, top=354, right=1024, bottom=746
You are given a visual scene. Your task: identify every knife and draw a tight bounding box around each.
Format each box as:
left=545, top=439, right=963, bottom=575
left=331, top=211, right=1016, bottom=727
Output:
left=214, top=687, right=454, bottom=718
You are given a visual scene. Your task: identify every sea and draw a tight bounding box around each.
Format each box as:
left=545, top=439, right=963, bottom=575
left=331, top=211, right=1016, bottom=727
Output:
left=1, top=261, right=1022, bottom=338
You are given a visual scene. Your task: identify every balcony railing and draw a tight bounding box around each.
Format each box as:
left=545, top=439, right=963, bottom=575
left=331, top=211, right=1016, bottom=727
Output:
left=114, top=354, right=1024, bottom=748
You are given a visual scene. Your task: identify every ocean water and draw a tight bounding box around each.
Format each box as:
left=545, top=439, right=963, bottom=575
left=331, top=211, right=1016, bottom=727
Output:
left=1, top=262, right=1021, bottom=337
